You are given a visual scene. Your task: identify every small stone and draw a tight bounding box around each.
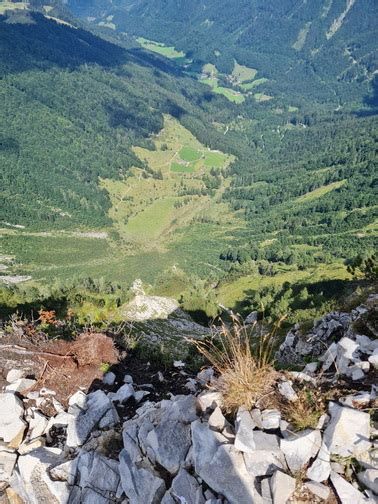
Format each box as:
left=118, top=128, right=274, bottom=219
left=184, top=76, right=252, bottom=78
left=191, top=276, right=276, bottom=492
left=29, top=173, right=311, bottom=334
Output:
left=352, top=368, right=365, bottom=381
left=304, top=362, right=318, bottom=374
left=368, top=349, right=378, bottom=368
left=103, top=372, right=116, bottom=385
left=278, top=380, right=298, bottom=402
left=49, top=459, right=78, bottom=486
left=208, top=407, right=231, bottom=433
left=234, top=408, right=256, bottom=453
left=357, top=469, right=378, bottom=494
left=270, top=470, right=295, bottom=504
left=112, top=383, right=135, bottom=403
left=340, top=391, right=371, bottom=408
left=261, top=409, right=281, bottom=430
left=134, top=390, right=150, bottom=403
left=196, top=368, right=215, bottom=385
left=281, top=429, right=321, bottom=473
left=338, top=337, right=359, bottom=360
left=173, top=360, right=185, bottom=368
left=6, top=369, right=25, bottom=384
left=0, top=451, right=17, bottom=482
left=18, top=437, right=45, bottom=455
left=28, top=411, right=48, bottom=440
left=198, top=391, right=222, bottom=412
left=171, top=469, right=203, bottom=504
left=146, top=419, right=191, bottom=474
left=123, top=374, right=133, bottom=384
left=6, top=379, right=36, bottom=395
left=305, top=481, right=330, bottom=500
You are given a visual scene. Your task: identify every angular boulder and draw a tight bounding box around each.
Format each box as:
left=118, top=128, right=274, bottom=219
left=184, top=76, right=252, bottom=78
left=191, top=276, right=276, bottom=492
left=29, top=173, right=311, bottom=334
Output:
left=324, top=402, right=371, bottom=457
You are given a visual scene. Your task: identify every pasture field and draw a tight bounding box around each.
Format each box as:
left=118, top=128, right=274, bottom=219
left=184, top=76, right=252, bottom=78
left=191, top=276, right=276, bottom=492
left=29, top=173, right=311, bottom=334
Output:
left=137, top=37, right=185, bottom=59
left=232, top=61, right=257, bottom=83
left=213, top=86, right=245, bottom=104
left=0, top=2, right=28, bottom=13
left=254, top=93, right=273, bottom=102
left=171, top=162, right=195, bottom=173
left=101, top=115, right=236, bottom=250
left=240, top=78, right=269, bottom=91
left=296, top=180, right=347, bottom=203
left=179, top=147, right=202, bottom=162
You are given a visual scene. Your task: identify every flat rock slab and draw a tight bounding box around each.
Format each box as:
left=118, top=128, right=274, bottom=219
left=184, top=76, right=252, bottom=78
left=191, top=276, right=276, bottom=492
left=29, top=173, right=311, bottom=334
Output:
left=0, top=393, right=27, bottom=448
left=281, top=429, right=321, bottom=473
left=146, top=419, right=191, bottom=474
left=119, top=449, right=166, bottom=504
left=324, top=402, right=371, bottom=457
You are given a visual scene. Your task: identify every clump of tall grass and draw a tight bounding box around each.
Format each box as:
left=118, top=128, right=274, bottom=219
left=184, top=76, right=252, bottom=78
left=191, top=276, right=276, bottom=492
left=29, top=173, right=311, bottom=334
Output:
left=191, top=315, right=284, bottom=412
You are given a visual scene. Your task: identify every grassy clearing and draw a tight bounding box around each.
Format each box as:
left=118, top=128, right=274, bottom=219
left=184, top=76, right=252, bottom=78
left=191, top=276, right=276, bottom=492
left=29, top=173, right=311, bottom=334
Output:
left=171, top=162, right=195, bottom=173
left=288, top=105, right=299, bottom=112
left=240, top=78, right=268, bottom=91
left=0, top=2, right=28, bottom=13
left=296, top=180, right=346, bottom=203
left=232, top=61, right=257, bottom=83
left=254, top=93, right=273, bottom=102
left=213, top=86, right=245, bottom=104
left=137, top=37, right=185, bottom=59
left=292, top=22, right=312, bottom=51
left=179, top=146, right=202, bottom=162
left=101, top=115, right=236, bottom=251
left=123, top=198, right=177, bottom=242
left=204, top=151, right=227, bottom=168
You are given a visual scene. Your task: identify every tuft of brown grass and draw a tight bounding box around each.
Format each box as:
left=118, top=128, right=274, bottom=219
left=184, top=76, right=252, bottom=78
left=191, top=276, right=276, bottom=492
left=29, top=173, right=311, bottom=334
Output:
left=191, top=315, right=283, bottom=412
left=281, top=387, right=326, bottom=431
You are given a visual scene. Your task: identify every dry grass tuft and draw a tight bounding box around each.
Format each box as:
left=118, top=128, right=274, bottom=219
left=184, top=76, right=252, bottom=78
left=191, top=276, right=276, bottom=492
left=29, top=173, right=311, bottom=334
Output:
left=281, top=387, right=326, bottom=431
left=191, top=315, right=283, bottom=412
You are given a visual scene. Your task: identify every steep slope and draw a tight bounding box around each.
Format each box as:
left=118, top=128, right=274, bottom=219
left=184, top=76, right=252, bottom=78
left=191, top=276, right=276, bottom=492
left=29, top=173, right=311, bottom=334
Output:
left=68, top=0, right=378, bottom=106
left=0, top=9, right=235, bottom=229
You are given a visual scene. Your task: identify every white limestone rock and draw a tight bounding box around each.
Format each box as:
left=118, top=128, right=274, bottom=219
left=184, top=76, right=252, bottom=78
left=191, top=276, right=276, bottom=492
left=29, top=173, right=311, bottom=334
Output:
left=119, top=449, right=165, bottom=504
left=357, top=469, right=378, bottom=494
left=102, top=372, right=116, bottom=386
left=6, top=378, right=37, bottom=395
left=330, top=471, right=370, bottom=504
left=261, top=410, right=281, bottom=430
left=16, top=447, right=70, bottom=504
left=278, top=380, right=298, bottom=402
left=281, top=429, right=321, bottom=473
left=270, top=470, right=296, bottom=504
left=146, top=419, right=191, bottom=474
left=0, top=393, right=27, bottom=448
left=324, top=402, right=371, bottom=457
left=111, top=383, right=135, bottom=403
left=6, top=369, right=25, bottom=384
left=305, top=481, right=330, bottom=500
left=307, top=442, right=331, bottom=482
left=0, top=451, right=17, bottom=483
left=234, top=408, right=257, bottom=453
left=66, top=390, right=113, bottom=447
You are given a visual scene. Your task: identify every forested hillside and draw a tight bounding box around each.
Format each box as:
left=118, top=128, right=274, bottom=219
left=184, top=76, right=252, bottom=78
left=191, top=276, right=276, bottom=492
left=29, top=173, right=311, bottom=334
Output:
left=68, top=0, right=378, bottom=107
left=0, top=9, right=235, bottom=228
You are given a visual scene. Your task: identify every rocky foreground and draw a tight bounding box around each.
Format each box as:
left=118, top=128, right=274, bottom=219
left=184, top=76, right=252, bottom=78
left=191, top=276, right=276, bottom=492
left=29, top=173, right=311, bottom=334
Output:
left=0, top=295, right=377, bottom=503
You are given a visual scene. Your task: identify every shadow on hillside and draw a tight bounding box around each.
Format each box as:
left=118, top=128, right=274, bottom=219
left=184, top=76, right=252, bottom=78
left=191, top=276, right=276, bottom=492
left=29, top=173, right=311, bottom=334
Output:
left=229, top=277, right=357, bottom=317
left=0, top=11, right=184, bottom=77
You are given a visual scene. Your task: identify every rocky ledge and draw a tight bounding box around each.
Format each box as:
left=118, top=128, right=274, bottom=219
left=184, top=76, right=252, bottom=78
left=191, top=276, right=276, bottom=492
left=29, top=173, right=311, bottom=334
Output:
left=0, top=296, right=377, bottom=503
